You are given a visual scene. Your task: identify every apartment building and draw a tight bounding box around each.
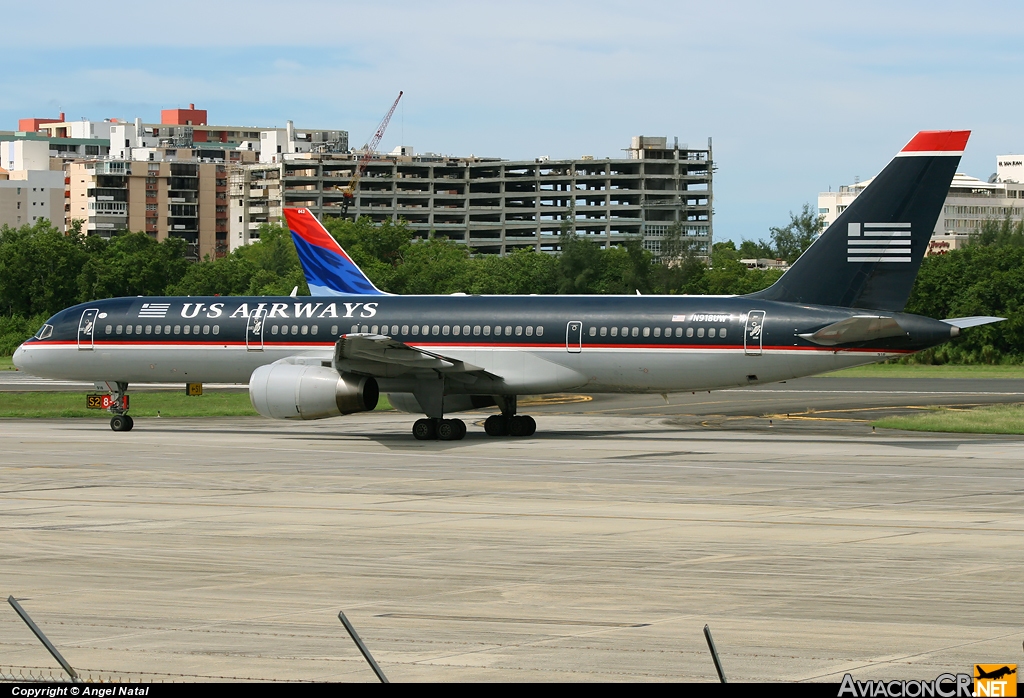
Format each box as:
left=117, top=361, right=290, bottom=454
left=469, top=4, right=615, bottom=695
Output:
left=228, top=163, right=283, bottom=251
left=819, top=156, right=1024, bottom=255
left=232, top=135, right=713, bottom=256
left=14, top=105, right=342, bottom=257
left=68, top=155, right=235, bottom=260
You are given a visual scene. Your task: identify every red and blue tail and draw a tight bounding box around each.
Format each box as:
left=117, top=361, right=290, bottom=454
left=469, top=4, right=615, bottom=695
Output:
left=283, top=208, right=386, bottom=296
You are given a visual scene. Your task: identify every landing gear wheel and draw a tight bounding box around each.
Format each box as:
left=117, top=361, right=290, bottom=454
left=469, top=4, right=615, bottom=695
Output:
left=437, top=418, right=466, bottom=441
left=412, top=418, right=436, bottom=440
left=507, top=415, right=536, bottom=437
left=110, top=415, right=131, bottom=432
left=124, top=415, right=134, bottom=431
left=484, top=415, right=508, bottom=436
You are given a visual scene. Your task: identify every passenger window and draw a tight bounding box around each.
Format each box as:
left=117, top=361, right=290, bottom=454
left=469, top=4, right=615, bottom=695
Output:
left=174, top=325, right=181, bottom=334
left=515, top=326, right=522, bottom=336
left=483, top=325, right=491, bottom=336
left=282, top=325, right=289, bottom=335
left=311, top=325, right=318, bottom=335
left=709, top=328, right=716, bottom=338
left=361, top=325, right=369, bottom=333
left=536, top=326, right=543, bottom=337
left=474, top=325, right=481, bottom=335
left=138, top=325, right=144, bottom=334
left=401, top=325, right=409, bottom=334
left=213, top=325, right=220, bottom=335
left=600, top=327, right=607, bottom=336
left=146, top=325, right=152, bottom=334
left=463, top=325, right=470, bottom=336
left=301, top=325, right=309, bottom=335
left=610, top=327, right=618, bottom=337
left=422, top=325, right=430, bottom=335
left=442, top=325, right=450, bottom=335
left=193, top=325, right=199, bottom=335
left=332, top=325, right=339, bottom=335
left=675, top=327, right=682, bottom=337
left=720, top=327, right=727, bottom=338
left=126, top=325, right=134, bottom=334
left=631, top=327, right=638, bottom=337
left=155, top=325, right=162, bottom=335
left=685, top=327, right=693, bottom=338
left=204, top=325, right=211, bottom=335
left=165, top=325, right=170, bottom=334
left=411, top=325, right=419, bottom=335
left=622, top=327, right=628, bottom=337
left=653, top=327, right=661, bottom=337
left=116, top=325, right=122, bottom=334
left=665, top=327, right=671, bottom=337
left=505, top=326, right=512, bottom=335
left=392, top=325, right=399, bottom=335
left=370, top=325, right=378, bottom=334
left=105, top=325, right=112, bottom=334
left=292, top=324, right=299, bottom=334
left=643, top=327, right=650, bottom=337
left=526, top=326, right=533, bottom=336
left=589, top=327, right=596, bottom=337
left=432, top=325, right=439, bottom=335
left=182, top=325, right=189, bottom=335
left=351, top=324, right=359, bottom=333
left=494, top=326, right=502, bottom=336
left=697, top=328, right=705, bottom=338
left=452, top=325, right=459, bottom=336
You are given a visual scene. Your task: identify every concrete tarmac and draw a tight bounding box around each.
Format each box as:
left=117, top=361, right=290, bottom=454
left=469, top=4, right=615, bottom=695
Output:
left=1, top=407, right=1023, bottom=682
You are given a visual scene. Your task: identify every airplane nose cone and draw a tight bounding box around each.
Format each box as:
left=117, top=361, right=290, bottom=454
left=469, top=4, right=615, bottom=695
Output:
left=12, top=343, right=29, bottom=371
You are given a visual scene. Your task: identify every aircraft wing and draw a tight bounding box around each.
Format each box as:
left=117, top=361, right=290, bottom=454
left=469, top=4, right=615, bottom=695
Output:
left=333, top=333, right=498, bottom=381
left=798, top=315, right=907, bottom=346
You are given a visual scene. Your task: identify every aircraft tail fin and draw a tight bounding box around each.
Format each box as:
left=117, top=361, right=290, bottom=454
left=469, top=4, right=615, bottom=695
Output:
left=747, top=131, right=970, bottom=311
left=283, top=208, right=387, bottom=296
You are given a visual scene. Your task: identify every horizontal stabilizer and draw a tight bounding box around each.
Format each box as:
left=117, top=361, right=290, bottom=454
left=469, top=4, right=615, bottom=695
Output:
left=799, top=315, right=906, bottom=346
left=942, top=316, right=1005, bottom=329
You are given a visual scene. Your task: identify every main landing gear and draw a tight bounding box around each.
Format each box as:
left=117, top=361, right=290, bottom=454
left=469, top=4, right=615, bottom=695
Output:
left=413, top=417, right=467, bottom=441
left=483, top=414, right=536, bottom=437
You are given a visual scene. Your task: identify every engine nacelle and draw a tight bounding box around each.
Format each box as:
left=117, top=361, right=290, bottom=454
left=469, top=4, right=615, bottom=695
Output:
left=250, top=361, right=378, bottom=420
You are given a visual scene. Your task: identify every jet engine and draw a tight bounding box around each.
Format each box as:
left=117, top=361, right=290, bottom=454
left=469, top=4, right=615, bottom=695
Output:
left=249, top=361, right=378, bottom=420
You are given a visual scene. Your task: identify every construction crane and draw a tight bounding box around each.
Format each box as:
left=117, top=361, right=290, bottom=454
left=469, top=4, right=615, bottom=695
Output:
left=342, top=91, right=403, bottom=215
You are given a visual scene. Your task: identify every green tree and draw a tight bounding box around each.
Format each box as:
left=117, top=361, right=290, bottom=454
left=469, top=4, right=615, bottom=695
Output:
left=769, top=203, right=824, bottom=263
left=0, top=219, right=88, bottom=317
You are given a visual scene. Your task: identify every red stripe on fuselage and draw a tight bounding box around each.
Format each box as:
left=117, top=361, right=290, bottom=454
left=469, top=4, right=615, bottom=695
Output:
left=25, top=339, right=913, bottom=353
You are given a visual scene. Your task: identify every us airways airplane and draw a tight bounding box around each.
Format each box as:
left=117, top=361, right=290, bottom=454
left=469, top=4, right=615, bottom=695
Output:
left=13, top=130, right=1003, bottom=439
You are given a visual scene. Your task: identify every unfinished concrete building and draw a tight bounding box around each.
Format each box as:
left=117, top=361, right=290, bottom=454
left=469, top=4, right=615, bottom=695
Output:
left=267, top=136, right=712, bottom=255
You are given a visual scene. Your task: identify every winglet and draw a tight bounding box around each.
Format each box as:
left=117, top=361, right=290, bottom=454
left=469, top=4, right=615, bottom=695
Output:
left=283, top=208, right=387, bottom=296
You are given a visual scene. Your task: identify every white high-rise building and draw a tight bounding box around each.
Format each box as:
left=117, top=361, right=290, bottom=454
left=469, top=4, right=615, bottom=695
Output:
left=818, top=156, right=1024, bottom=255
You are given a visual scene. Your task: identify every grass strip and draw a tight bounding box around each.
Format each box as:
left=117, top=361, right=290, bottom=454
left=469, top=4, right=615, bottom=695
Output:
left=0, top=391, right=393, bottom=418
left=874, top=403, right=1024, bottom=434
left=827, top=363, right=1024, bottom=379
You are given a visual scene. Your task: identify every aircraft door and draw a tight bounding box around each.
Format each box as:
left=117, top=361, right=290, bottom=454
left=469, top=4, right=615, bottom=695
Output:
left=744, top=310, right=765, bottom=356
left=77, top=308, right=99, bottom=350
left=566, top=320, right=582, bottom=353
left=246, top=307, right=267, bottom=351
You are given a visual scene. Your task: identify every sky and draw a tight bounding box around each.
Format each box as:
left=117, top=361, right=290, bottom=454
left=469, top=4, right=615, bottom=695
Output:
left=4, top=1, right=1023, bottom=243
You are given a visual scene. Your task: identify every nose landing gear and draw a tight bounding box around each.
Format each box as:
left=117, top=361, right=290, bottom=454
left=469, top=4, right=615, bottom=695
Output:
left=103, top=381, right=133, bottom=432
left=110, top=414, right=134, bottom=432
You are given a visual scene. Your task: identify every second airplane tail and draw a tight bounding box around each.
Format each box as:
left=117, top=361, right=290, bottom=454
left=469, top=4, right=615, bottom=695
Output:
left=748, top=130, right=970, bottom=312
left=283, top=208, right=387, bottom=296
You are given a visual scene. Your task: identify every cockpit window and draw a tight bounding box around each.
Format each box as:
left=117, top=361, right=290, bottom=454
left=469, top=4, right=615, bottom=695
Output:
left=36, top=324, right=53, bottom=340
